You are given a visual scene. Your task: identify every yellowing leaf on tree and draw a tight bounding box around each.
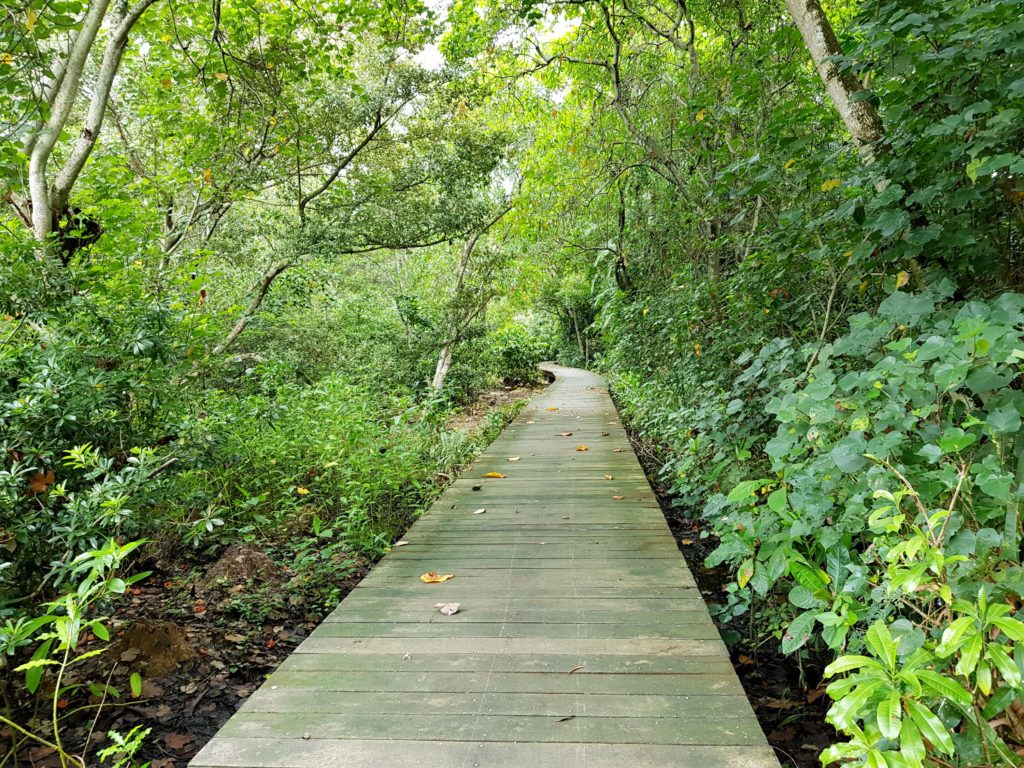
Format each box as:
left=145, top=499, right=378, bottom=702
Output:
left=161, top=78, right=173, bottom=89
left=29, top=469, right=55, bottom=494
left=784, top=159, right=796, bottom=171
left=26, top=10, right=37, bottom=32
left=820, top=178, right=841, bottom=192
left=268, top=115, right=278, bottom=126
left=215, top=71, right=229, bottom=81
left=896, top=270, right=911, bottom=289
left=0, top=53, right=13, bottom=66
left=575, top=445, right=589, bottom=451
left=696, top=109, right=706, bottom=121
left=420, top=572, right=454, bottom=583
left=483, top=472, right=505, bottom=478
left=203, top=168, right=213, bottom=185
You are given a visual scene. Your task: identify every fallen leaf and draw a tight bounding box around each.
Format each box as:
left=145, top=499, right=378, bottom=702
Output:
left=568, top=665, right=585, bottom=674
left=575, top=445, right=589, bottom=452
left=483, top=472, right=505, bottom=478
left=395, top=540, right=410, bottom=547
left=420, top=572, right=455, bottom=583
left=471, top=485, right=482, bottom=491
left=28, top=469, right=55, bottom=494
left=434, top=602, right=460, bottom=615
left=546, top=407, right=560, bottom=411
left=556, top=432, right=573, bottom=437
left=612, top=495, right=625, bottom=501
left=764, top=698, right=799, bottom=710
left=613, top=448, right=625, bottom=453
left=224, top=633, right=246, bottom=643
left=555, top=715, right=575, bottom=722
left=603, top=475, right=614, bottom=480
left=165, top=733, right=194, bottom=751
left=737, top=654, right=754, bottom=666
left=507, top=456, right=521, bottom=462
left=473, top=508, right=486, bottom=515
left=526, top=420, right=535, bottom=424
left=601, top=431, right=610, bottom=436
left=806, top=687, right=827, bottom=704
left=681, top=538, right=693, bottom=545
left=295, top=486, right=310, bottom=495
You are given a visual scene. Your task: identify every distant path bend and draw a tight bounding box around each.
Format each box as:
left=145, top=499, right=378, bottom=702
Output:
left=191, top=364, right=780, bottom=768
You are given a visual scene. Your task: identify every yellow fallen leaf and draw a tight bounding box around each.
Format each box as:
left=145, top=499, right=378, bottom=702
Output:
left=546, top=407, right=559, bottom=411
left=681, top=538, right=694, bottom=545
left=420, top=572, right=454, bottom=583
left=575, top=445, right=589, bottom=452
left=612, top=495, right=625, bottom=501
left=295, top=486, right=310, bottom=495
left=603, top=475, right=614, bottom=480
left=483, top=472, right=505, bottom=478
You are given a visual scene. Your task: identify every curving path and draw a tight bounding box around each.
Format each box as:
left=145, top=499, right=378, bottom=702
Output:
left=190, top=365, right=779, bottom=768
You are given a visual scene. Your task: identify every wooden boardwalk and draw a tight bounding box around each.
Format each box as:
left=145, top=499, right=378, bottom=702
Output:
left=191, top=365, right=779, bottom=768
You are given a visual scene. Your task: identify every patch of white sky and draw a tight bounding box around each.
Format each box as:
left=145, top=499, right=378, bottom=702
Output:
left=413, top=0, right=581, bottom=82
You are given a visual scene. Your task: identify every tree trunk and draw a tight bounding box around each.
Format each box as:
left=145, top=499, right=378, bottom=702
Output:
left=431, top=344, right=454, bottom=390
left=212, top=261, right=291, bottom=355
left=784, top=0, right=884, bottom=153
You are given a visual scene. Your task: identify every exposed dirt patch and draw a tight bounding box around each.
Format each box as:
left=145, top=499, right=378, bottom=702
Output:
left=112, top=619, right=196, bottom=678
left=446, top=382, right=543, bottom=433
left=622, top=431, right=836, bottom=768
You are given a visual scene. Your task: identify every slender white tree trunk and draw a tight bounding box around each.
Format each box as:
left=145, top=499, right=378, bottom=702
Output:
left=785, top=0, right=884, bottom=152
left=431, top=344, right=454, bottom=390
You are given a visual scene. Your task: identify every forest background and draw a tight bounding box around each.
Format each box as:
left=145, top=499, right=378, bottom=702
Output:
left=1, top=0, right=1024, bottom=766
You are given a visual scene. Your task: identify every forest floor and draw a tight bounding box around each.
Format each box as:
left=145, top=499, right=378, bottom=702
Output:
left=2, top=383, right=542, bottom=768
left=625, top=435, right=836, bottom=768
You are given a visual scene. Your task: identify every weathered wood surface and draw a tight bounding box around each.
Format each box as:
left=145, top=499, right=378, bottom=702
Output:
left=190, top=365, right=779, bottom=768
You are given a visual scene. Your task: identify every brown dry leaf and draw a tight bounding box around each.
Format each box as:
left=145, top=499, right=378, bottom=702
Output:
left=737, top=654, right=754, bottom=666
left=224, top=633, right=246, bottom=643
left=483, top=472, right=506, bottom=478
left=556, top=432, right=573, bottom=437
left=806, top=687, right=827, bottom=704
left=568, top=665, right=585, bottom=674
left=165, top=733, right=194, bottom=751
left=681, top=538, right=693, bottom=545
left=603, top=475, right=614, bottom=481
left=555, top=715, right=575, bottom=723
left=601, top=431, right=610, bottom=436
left=612, top=495, right=625, bottom=501
left=575, top=445, right=589, bottom=452
left=420, top=572, right=455, bottom=583
left=507, top=456, right=521, bottom=462
left=764, top=698, right=799, bottom=710
left=434, top=602, right=460, bottom=615
left=28, top=469, right=55, bottom=494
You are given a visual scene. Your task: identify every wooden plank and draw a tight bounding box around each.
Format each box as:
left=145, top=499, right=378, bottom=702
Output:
left=189, top=365, right=777, bottom=768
